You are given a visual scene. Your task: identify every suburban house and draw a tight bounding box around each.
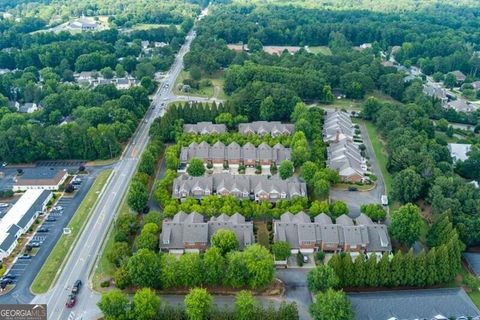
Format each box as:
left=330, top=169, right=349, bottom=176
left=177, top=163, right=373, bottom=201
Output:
left=323, top=110, right=368, bottom=182
left=13, top=169, right=68, bottom=191
left=68, top=17, right=99, bottom=31
left=172, top=173, right=307, bottom=202
left=74, top=72, right=138, bottom=89
left=159, top=211, right=254, bottom=253
left=327, top=140, right=367, bottom=182
left=183, top=122, right=227, bottom=135
left=180, top=141, right=291, bottom=166
left=448, top=143, right=472, bottom=162
left=451, top=70, right=467, bottom=83
left=238, top=121, right=295, bottom=137
left=273, top=212, right=391, bottom=254
left=423, top=83, right=448, bottom=106
left=17, top=102, right=41, bottom=114
left=462, top=81, right=480, bottom=91
left=447, top=99, right=478, bottom=113
left=0, top=190, right=52, bottom=260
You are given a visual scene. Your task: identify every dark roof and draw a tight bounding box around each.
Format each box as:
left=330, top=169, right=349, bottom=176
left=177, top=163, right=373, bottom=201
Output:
left=15, top=169, right=66, bottom=186
left=464, top=252, right=480, bottom=277
left=348, top=288, right=480, bottom=320
left=16, top=190, right=50, bottom=229
left=0, top=224, right=20, bottom=251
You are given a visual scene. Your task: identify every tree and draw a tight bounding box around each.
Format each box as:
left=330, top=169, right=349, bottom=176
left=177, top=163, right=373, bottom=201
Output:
left=143, top=211, right=162, bottom=227
left=135, top=62, right=155, bottom=79
left=279, top=160, right=294, bottom=180
left=97, top=290, right=130, bottom=320
left=211, top=229, right=239, bottom=255
left=225, top=251, right=248, bottom=288
left=101, top=67, right=114, bottom=79
left=107, top=241, right=132, bottom=267
left=65, top=183, right=75, bottom=193
left=187, top=157, right=206, bottom=176
left=234, top=290, right=257, bottom=320
left=125, top=249, right=162, bottom=288
left=309, top=289, right=353, bottom=320
left=247, top=37, right=263, bottom=52
left=300, top=161, right=318, bottom=185
left=360, top=204, right=386, bottom=221
left=392, top=168, right=422, bottom=203
left=131, top=288, right=161, bottom=320
left=390, top=203, right=423, bottom=247
left=260, top=96, right=275, bottom=121
left=178, top=253, right=204, bottom=287
left=160, top=254, right=179, bottom=289
left=243, top=244, right=274, bottom=289
left=185, top=288, right=212, bottom=320
left=444, top=73, right=457, bottom=88
left=330, top=201, right=349, bottom=218
left=203, top=247, right=225, bottom=286
left=127, top=181, right=149, bottom=213
left=272, top=241, right=291, bottom=260
left=309, top=200, right=330, bottom=216
left=115, top=64, right=126, bottom=77
left=190, top=66, right=202, bottom=81
left=135, top=232, right=158, bottom=251
left=307, top=265, right=339, bottom=293
left=140, top=77, right=155, bottom=93
left=314, top=179, right=330, bottom=198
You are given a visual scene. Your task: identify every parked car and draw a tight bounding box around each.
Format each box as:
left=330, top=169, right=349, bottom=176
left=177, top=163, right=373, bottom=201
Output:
left=1, top=278, right=13, bottom=285
left=0, top=203, right=9, bottom=208
left=46, top=216, right=56, bottom=222
left=37, top=227, right=49, bottom=233
left=2, top=274, right=16, bottom=280
left=65, top=295, right=76, bottom=308
left=54, top=206, right=63, bottom=210
left=303, top=255, right=309, bottom=263
left=72, top=280, right=82, bottom=294
left=348, top=186, right=358, bottom=191
left=18, top=253, right=31, bottom=259
left=29, top=242, right=40, bottom=247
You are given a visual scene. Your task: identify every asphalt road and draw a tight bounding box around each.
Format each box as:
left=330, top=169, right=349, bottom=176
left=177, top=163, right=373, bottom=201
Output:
left=0, top=166, right=108, bottom=305
left=30, top=26, right=198, bottom=320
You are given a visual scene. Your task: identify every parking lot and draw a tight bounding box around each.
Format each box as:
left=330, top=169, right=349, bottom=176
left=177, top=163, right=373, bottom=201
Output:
left=0, top=169, right=100, bottom=304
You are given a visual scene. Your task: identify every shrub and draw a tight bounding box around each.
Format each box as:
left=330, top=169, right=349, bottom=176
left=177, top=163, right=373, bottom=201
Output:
left=100, top=280, right=110, bottom=288
left=297, top=253, right=304, bottom=267
left=316, top=251, right=326, bottom=263
left=272, top=241, right=291, bottom=260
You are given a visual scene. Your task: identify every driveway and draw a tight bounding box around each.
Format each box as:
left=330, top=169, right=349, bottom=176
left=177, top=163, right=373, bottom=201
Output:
left=276, top=269, right=312, bottom=320
left=329, top=122, right=387, bottom=219
left=0, top=165, right=110, bottom=304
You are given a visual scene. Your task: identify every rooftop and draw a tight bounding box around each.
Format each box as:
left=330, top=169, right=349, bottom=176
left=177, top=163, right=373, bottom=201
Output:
left=15, top=169, right=67, bottom=186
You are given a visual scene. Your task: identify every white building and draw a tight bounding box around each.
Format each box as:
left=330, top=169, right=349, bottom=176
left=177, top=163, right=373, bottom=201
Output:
left=13, top=169, right=68, bottom=192
left=448, top=143, right=472, bottom=162
left=0, top=190, right=52, bottom=260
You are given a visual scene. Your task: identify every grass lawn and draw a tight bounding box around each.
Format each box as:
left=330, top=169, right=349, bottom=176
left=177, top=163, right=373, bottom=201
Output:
left=85, top=157, right=119, bottom=167
left=307, top=46, right=332, bottom=55
left=364, top=121, right=393, bottom=195
left=174, top=70, right=226, bottom=99
left=31, top=169, right=112, bottom=294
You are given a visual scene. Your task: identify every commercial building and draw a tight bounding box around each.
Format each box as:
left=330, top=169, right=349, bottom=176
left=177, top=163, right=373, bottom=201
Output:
left=172, top=173, right=307, bottom=202
left=13, top=169, right=68, bottom=191
left=273, top=212, right=391, bottom=254
left=160, top=212, right=254, bottom=253
left=0, top=190, right=52, bottom=260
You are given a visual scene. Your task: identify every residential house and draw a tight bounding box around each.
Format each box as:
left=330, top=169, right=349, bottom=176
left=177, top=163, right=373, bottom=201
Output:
left=183, top=122, right=227, bottom=135
left=180, top=141, right=291, bottom=167
left=17, top=102, right=41, bottom=114
left=160, top=211, right=254, bottom=253
left=238, top=121, right=295, bottom=137
left=13, top=169, right=68, bottom=192
left=464, top=81, right=480, bottom=91
left=447, top=99, right=478, bottom=113
left=323, top=110, right=355, bottom=143
left=327, top=140, right=367, bottom=182
left=68, top=17, right=99, bottom=31
left=448, top=143, right=472, bottom=162
left=273, top=212, right=391, bottom=254
left=451, top=70, right=466, bottom=83
left=423, top=83, right=448, bottom=106
left=172, top=174, right=307, bottom=202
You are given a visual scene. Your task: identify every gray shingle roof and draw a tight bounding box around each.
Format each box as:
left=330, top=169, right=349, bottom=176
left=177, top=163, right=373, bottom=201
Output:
left=183, top=122, right=227, bottom=135
left=348, top=288, right=480, bottom=320
left=238, top=121, right=294, bottom=136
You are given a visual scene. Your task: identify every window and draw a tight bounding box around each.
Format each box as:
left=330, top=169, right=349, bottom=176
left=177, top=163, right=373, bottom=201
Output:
left=163, top=240, right=170, bottom=245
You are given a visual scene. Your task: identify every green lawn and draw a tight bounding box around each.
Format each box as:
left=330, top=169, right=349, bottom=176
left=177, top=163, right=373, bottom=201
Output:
left=31, top=169, right=112, bottom=294
left=364, top=121, right=393, bottom=195
left=174, top=70, right=226, bottom=99
left=307, top=46, right=332, bottom=55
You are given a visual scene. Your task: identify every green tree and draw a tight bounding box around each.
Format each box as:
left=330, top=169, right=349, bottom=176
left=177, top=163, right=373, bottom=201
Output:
left=444, top=73, right=457, bottom=88
left=115, top=64, right=126, bottom=77
left=97, top=290, right=130, bottom=320
left=352, top=254, right=366, bottom=287
left=403, top=249, right=416, bottom=286
left=322, top=84, right=334, bottom=103
left=390, top=251, right=404, bottom=287
left=187, top=157, right=206, bottom=176
left=114, top=265, right=130, bottom=289
left=185, top=288, right=213, bottom=320
left=127, top=181, right=149, bottom=212
left=125, top=249, right=162, bottom=288
left=309, top=289, right=353, bottom=320
left=364, top=254, right=378, bottom=287
left=377, top=253, right=391, bottom=287
left=144, top=211, right=162, bottom=227
left=243, top=244, right=274, bottom=289
left=131, top=288, right=160, bottom=320
left=106, top=241, right=132, bottom=267
left=260, top=96, right=275, bottom=121
left=211, top=229, right=239, bottom=255
left=160, top=254, right=179, bottom=289
left=178, top=253, right=204, bottom=287
left=314, top=179, right=330, bottom=198
left=330, top=201, right=349, bottom=218
left=392, top=167, right=422, bottom=203
left=272, top=241, right=291, bottom=260
left=300, top=161, right=318, bottom=185
left=307, top=265, right=339, bottom=293
left=135, top=232, right=158, bottom=251
left=203, top=247, right=225, bottom=286
left=234, top=290, right=257, bottom=320
left=279, top=160, right=294, bottom=180
left=390, top=203, right=423, bottom=246
left=360, top=204, right=386, bottom=221
left=225, top=251, right=248, bottom=288
left=101, top=67, right=114, bottom=79
left=247, top=37, right=263, bottom=52
left=189, top=66, right=202, bottom=81
left=278, top=301, right=300, bottom=320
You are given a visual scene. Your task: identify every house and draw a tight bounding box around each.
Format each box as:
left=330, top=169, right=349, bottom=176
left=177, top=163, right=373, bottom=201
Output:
left=273, top=212, right=391, bottom=254
left=390, top=45, right=401, bottom=55
left=448, top=143, right=472, bottom=162
left=464, top=81, right=480, bottom=91
left=0, top=190, right=52, bottom=260
left=172, top=174, right=307, bottom=202
left=17, top=102, right=41, bottom=114
left=353, top=43, right=372, bottom=51
left=238, top=121, right=295, bottom=137
left=423, top=83, right=448, bottom=106
left=154, top=42, right=168, bottom=48
left=159, top=212, right=254, bottom=253
left=183, top=122, right=227, bottom=135
left=447, top=99, right=477, bottom=113
left=69, top=17, right=99, bottom=31
left=323, top=110, right=355, bottom=143
left=349, top=288, right=480, bottom=320
left=13, top=169, right=68, bottom=192
left=451, top=70, right=466, bottom=83
left=115, top=78, right=132, bottom=90
left=179, top=141, right=291, bottom=166
left=327, top=140, right=367, bottom=182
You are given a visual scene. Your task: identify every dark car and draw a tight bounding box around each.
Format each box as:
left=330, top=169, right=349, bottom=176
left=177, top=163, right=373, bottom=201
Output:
left=37, top=227, right=49, bottom=233
left=2, top=274, right=16, bottom=280
left=72, top=280, right=82, bottom=294
left=18, top=253, right=31, bottom=259
left=46, top=216, right=56, bottom=222
left=65, top=295, right=76, bottom=308
left=1, top=278, right=13, bottom=285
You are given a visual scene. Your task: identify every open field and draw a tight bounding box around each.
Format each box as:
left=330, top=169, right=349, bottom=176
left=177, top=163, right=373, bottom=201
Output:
left=306, top=46, right=332, bottom=55
left=174, top=70, right=226, bottom=99
left=31, top=169, right=112, bottom=294
left=364, top=121, right=392, bottom=195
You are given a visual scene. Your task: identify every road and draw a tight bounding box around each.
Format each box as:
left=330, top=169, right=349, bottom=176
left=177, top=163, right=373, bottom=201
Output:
left=30, top=25, right=199, bottom=320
